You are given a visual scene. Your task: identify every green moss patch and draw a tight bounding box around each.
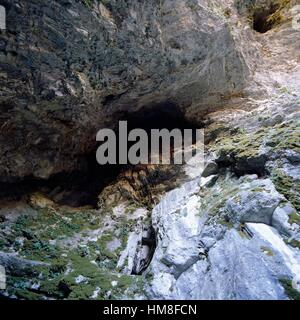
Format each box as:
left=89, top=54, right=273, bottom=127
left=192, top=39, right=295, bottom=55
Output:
left=284, top=239, right=300, bottom=249
left=271, top=170, right=300, bottom=212
left=260, top=246, right=274, bottom=257
left=279, top=278, right=300, bottom=300
left=211, top=121, right=299, bottom=164
left=1, top=201, right=147, bottom=300
left=288, top=211, right=300, bottom=226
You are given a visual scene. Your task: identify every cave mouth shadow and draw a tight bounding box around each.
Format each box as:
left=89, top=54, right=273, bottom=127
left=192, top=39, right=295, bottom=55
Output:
left=0, top=102, right=203, bottom=208
left=123, top=101, right=200, bottom=132
left=252, top=3, right=281, bottom=33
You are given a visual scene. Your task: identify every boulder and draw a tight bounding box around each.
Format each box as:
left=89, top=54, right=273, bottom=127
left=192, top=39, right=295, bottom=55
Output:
left=225, top=179, right=284, bottom=225
left=150, top=179, right=203, bottom=278
left=272, top=204, right=300, bottom=237
left=202, top=162, right=219, bottom=178
left=0, top=252, right=48, bottom=277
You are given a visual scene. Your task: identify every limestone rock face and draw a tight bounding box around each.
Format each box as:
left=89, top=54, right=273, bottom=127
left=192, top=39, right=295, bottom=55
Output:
left=0, top=0, right=250, bottom=181
left=151, top=179, right=203, bottom=279
left=173, top=228, right=290, bottom=300
left=146, top=173, right=300, bottom=300
left=225, top=179, right=284, bottom=225
left=272, top=204, right=300, bottom=237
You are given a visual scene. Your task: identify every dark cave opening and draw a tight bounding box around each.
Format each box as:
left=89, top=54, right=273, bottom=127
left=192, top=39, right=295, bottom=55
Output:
left=252, top=4, right=280, bottom=33
left=123, top=102, right=200, bottom=132
left=0, top=102, right=202, bottom=208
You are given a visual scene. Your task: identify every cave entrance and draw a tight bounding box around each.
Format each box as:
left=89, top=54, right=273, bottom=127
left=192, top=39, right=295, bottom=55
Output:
left=252, top=3, right=280, bottom=33
left=0, top=102, right=201, bottom=209
left=53, top=103, right=201, bottom=208
left=124, top=102, right=199, bottom=132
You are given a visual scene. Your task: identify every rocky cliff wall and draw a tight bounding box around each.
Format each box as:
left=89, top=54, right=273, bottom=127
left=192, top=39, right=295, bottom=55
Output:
left=0, top=0, right=252, bottom=181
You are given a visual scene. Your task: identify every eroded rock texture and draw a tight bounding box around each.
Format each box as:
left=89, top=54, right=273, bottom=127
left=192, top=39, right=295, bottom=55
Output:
left=0, top=0, right=252, bottom=181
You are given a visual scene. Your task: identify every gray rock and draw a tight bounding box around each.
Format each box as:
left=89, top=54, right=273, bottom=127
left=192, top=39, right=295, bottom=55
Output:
left=272, top=204, right=300, bottom=237
left=150, top=179, right=204, bottom=279
left=200, top=175, right=219, bottom=188
left=285, top=150, right=300, bottom=164
left=0, top=0, right=250, bottom=181
left=202, top=162, right=219, bottom=178
left=106, top=238, right=121, bottom=252
left=149, top=228, right=293, bottom=300
left=0, top=252, right=48, bottom=277
left=225, top=179, right=284, bottom=225
left=146, top=175, right=300, bottom=300
left=176, top=229, right=291, bottom=300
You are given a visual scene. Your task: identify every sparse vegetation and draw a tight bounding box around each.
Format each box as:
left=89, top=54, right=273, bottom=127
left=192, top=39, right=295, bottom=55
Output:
left=279, top=278, right=300, bottom=300
left=81, top=0, right=94, bottom=8
left=261, top=246, right=274, bottom=256
left=0, top=202, right=146, bottom=300
left=271, top=169, right=300, bottom=212
left=285, top=238, right=300, bottom=249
